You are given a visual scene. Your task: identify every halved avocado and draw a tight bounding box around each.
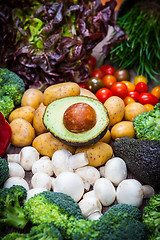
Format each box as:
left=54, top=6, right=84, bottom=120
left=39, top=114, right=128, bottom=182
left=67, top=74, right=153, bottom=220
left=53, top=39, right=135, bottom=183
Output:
left=43, top=96, right=109, bottom=147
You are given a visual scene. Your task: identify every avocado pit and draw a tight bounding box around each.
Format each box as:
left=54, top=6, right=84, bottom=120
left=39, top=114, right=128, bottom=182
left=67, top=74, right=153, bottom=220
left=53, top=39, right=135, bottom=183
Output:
left=63, top=102, right=96, bottom=133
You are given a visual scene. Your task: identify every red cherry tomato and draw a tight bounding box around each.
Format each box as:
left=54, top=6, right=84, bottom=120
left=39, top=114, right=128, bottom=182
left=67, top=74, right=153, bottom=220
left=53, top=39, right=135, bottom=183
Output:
left=102, top=75, right=117, bottom=89
left=110, top=82, right=128, bottom=99
left=135, top=82, right=148, bottom=94
left=91, top=68, right=104, bottom=79
left=96, top=88, right=113, bottom=103
left=127, top=91, right=140, bottom=102
left=86, top=55, right=97, bottom=69
left=100, top=65, right=115, bottom=75
left=138, top=93, right=159, bottom=106
left=78, top=83, right=87, bottom=89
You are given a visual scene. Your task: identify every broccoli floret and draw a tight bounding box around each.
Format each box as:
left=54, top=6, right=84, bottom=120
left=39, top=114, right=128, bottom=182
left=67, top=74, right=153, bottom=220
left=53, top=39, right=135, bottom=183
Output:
left=2, top=222, right=63, bottom=240
left=105, top=203, right=142, bottom=220
left=24, top=191, right=84, bottom=238
left=0, top=158, right=9, bottom=187
left=133, top=103, right=160, bottom=140
left=0, top=185, right=28, bottom=231
left=0, top=96, right=15, bottom=119
left=143, top=193, right=160, bottom=240
left=0, top=68, right=25, bottom=118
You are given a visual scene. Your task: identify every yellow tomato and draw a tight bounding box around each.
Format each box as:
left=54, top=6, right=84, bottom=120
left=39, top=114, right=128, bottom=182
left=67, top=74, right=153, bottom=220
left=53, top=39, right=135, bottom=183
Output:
left=133, top=75, right=148, bottom=85
left=144, top=104, right=154, bottom=112
left=151, top=86, right=160, bottom=99
left=123, top=96, right=135, bottom=106
left=122, top=81, right=135, bottom=91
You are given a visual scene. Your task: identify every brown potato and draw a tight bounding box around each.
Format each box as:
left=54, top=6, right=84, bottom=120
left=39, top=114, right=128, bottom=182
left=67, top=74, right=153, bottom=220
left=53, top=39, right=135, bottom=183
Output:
left=104, top=96, right=125, bottom=127
left=10, top=118, right=35, bottom=147
left=43, top=82, right=80, bottom=106
left=32, top=132, right=75, bottom=158
left=8, top=106, right=35, bottom=123
left=124, top=102, right=147, bottom=121
left=99, top=129, right=111, bottom=143
left=21, top=88, right=43, bottom=109
left=75, top=142, right=113, bottom=167
left=111, top=121, right=135, bottom=140
left=33, top=105, right=48, bottom=135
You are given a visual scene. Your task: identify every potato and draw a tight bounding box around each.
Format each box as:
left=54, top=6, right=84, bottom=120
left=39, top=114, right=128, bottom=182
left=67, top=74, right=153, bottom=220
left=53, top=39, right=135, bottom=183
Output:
left=124, top=102, right=147, bottom=121
left=43, top=82, right=80, bottom=106
left=10, top=118, right=35, bottom=147
left=99, top=129, right=111, bottom=143
left=75, top=142, right=113, bottom=167
left=80, top=87, right=97, bottom=99
left=111, top=121, right=135, bottom=140
left=104, top=96, right=125, bottom=127
left=8, top=106, right=35, bottom=123
left=33, top=105, right=48, bottom=135
left=21, top=88, right=43, bottom=109
left=32, top=132, right=75, bottom=158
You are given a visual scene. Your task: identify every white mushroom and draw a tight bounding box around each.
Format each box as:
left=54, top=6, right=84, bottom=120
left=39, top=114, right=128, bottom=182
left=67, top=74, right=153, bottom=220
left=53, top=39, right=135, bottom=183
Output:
left=98, top=166, right=105, bottom=177
left=83, top=190, right=97, bottom=199
left=75, top=166, right=100, bottom=191
left=32, top=158, right=54, bottom=176
left=52, top=149, right=73, bottom=176
left=68, top=152, right=88, bottom=170
left=31, top=172, right=52, bottom=190
left=87, top=211, right=103, bottom=221
left=104, top=157, right=127, bottom=186
left=93, top=178, right=116, bottom=206
left=54, top=172, right=84, bottom=202
left=79, top=197, right=102, bottom=220
left=7, top=153, right=20, bottom=164
left=116, top=179, right=144, bottom=208
left=142, top=185, right=155, bottom=199
left=51, top=177, right=56, bottom=191
left=20, top=146, right=40, bottom=171
left=25, top=188, right=48, bottom=202
left=8, top=162, right=25, bottom=178
left=3, top=176, right=29, bottom=191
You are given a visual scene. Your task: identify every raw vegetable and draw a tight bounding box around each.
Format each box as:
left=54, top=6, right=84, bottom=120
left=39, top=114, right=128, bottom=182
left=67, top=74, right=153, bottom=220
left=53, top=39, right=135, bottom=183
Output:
left=21, top=88, right=43, bottom=109
left=0, top=0, right=118, bottom=88
left=3, top=176, right=29, bottom=191
left=107, top=1, right=160, bottom=83
left=8, top=106, right=35, bottom=123
left=0, top=158, right=9, bottom=187
left=138, top=92, right=159, bottom=106
left=31, top=172, right=52, bottom=190
left=0, top=185, right=28, bottom=232
left=20, top=146, right=39, bottom=171
left=143, top=193, right=160, bottom=240
left=0, top=112, right=12, bottom=157
left=133, top=103, right=160, bottom=140
left=0, top=68, right=25, bottom=118
left=110, top=120, right=135, bottom=139
left=124, top=102, right=147, bottom=121
left=8, top=162, right=25, bottom=178
left=113, top=137, right=160, bottom=189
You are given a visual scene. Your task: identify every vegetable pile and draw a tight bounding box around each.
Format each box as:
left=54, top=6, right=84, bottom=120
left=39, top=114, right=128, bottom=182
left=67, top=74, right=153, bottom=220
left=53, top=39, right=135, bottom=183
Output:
left=0, top=0, right=120, bottom=88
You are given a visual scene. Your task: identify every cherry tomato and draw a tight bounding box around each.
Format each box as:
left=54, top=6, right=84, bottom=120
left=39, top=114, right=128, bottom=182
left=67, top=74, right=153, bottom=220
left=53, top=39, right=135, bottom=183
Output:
left=78, top=83, right=87, bottom=89
left=85, top=55, right=97, bottom=69
left=114, top=69, right=130, bottom=82
left=135, top=82, right=148, bottom=94
left=151, top=85, right=160, bottom=99
left=144, top=104, right=154, bottom=112
left=91, top=68, right=104, bottom=79
left=123, top=96, right=135, bottom=106
left=86, top=77, right=105, bottom=93
left=110, top=82, right=128, bottom=99
left=127, top=91, right=140, bottom=102
left=133, top=75, right=147, bottom=85
left=96, top=88, right=113, bottom=103
left=100, top=65, right=115, bottom=75
left=122, top=81, right=135, bottom=91
left=138, top=92, right=159, bottom=106
left=102, top=75, right=117, bottom=89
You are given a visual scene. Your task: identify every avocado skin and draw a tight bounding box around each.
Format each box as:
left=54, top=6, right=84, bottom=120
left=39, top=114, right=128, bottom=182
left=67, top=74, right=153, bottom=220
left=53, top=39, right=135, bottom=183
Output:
left=113, top=137, right=160, bottom=190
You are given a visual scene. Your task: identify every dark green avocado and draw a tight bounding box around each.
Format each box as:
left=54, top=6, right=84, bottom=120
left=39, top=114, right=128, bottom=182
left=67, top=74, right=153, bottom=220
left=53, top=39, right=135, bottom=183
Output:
left=113, top=137, right=160, bottom=190
left=43, top=96, right=109, bottom=147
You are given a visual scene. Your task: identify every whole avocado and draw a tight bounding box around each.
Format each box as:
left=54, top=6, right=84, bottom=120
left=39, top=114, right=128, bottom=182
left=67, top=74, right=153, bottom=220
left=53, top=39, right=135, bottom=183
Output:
left=113, top=137, right=160, bottom=190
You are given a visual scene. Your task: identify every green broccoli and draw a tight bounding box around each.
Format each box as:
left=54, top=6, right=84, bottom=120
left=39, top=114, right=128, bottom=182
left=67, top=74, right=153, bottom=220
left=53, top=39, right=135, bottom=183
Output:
left=0, top=96, right=15, bottom=119
left=0, top=158, right=9, bottom=187
left=2, top=222, right=63, bottom=240
left=0, top=68, right=25, bottom=118
left=133, top=103, right=160, bottom=140
left=0, top=185, right=28, bottom=231
left=143, top=193, right=160, bottom=240
left=24, top=191, right=84, bottom=238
